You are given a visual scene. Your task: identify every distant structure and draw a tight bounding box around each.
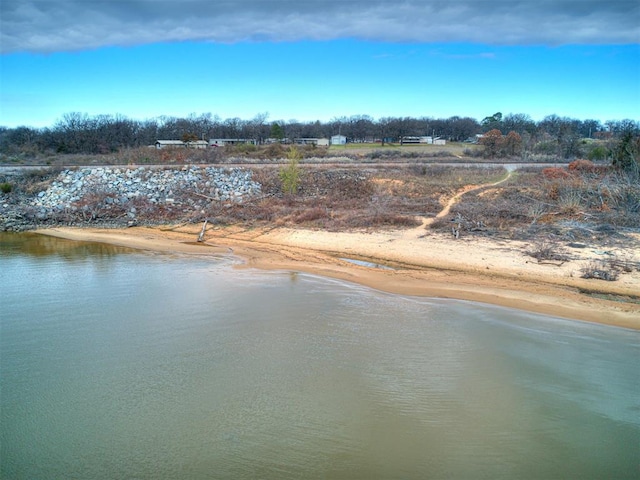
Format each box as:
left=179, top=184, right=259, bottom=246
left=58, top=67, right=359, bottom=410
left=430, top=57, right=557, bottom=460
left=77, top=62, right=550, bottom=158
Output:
left=155, top=140, right=208, bottom=149
left=401, top=136, right=446, bottom=145
left=331, top=134, right=347, bottom=145
left=294, top=138, right=330, bottom=146
left=208, top=138, right=256, bottom=147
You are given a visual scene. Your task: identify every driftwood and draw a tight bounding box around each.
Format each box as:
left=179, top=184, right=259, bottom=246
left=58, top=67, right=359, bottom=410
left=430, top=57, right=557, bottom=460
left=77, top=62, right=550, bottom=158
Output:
left=193, top=192, right=217, bottom=201
left=197, top=220, right=208, bottom=242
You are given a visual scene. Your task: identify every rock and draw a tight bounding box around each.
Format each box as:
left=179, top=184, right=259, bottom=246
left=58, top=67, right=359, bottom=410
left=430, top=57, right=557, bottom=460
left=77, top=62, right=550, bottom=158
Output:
left=9, top=165, right=261, bottom=231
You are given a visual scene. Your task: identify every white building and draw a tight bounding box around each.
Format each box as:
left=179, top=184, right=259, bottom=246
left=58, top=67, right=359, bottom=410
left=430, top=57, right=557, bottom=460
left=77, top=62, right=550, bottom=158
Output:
left=209, top=138, right=256, bottom=147
left=331, top=135, right=347, bottom=145
left=155, top=140, right=208, bottom=149
left=293, top=138, right=330, bottom=146
left=400, top=136, right=446, bottom=145
left=155, top=140, right=185, bottom=149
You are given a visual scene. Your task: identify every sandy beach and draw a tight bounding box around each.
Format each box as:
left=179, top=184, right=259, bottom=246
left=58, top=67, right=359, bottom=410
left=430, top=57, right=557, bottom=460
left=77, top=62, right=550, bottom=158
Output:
left=35, top=223, right=640, bottom=330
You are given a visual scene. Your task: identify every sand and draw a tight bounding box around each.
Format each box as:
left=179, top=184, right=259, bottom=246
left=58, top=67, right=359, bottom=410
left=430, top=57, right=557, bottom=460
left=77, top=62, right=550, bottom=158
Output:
left=34, top=222, right=640, bottom=331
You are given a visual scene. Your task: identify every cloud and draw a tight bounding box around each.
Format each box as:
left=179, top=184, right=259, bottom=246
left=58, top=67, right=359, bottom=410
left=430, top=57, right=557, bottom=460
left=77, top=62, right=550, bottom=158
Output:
left=2, top=0, right=638, bottom=54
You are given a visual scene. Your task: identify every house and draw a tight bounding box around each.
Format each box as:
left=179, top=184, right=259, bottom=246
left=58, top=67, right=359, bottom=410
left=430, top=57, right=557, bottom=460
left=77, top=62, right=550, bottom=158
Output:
left=188, top=141, right=209, bottom=149
left=293, top=138, right=330, bottom=146
left=155, top=140, right=208, bottom=149
left=155, top=140, right=186, bottom=149
left=401, top=136, right=431, bottom=144
left=209, top=138, right=256, bottom=147
left=331, top=135, right=347, bottom=145
left=400, top=136, right=446, bottom=145
left=294, top=138, right=319, bottom=145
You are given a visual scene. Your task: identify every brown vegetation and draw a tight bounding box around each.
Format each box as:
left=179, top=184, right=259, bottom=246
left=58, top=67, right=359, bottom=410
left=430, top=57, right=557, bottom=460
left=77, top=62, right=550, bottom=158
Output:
left=197, top=164, right=509, bottom=231
left=430, top=163, right=639, bottom=244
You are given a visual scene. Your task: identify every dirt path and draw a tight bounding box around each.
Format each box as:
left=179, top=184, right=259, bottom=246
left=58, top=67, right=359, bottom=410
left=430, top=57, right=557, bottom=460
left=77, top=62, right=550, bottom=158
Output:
left=402, top=170, right=513, bottom=240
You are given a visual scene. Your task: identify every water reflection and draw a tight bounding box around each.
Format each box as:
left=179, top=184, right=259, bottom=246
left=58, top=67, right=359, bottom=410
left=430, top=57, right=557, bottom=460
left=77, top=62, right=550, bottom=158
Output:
left=1, top=233, right=638, bottom=480
left=0, top=232, right=135, bottom=260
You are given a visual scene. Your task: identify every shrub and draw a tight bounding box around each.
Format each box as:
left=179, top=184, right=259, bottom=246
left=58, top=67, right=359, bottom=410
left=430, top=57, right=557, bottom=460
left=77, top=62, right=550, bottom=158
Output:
left=533, top=141, right=559, bottom=156
left=581, top=259, right=620, bottom=281
left=265, top=143, right=285, bottom=159
left=279, top=147, right=302, bottom=194
left=558, top=190, right=583, bottom=214
left=542, top=167, right=570, bottom=179
left=587, top=144, right=609, bottom=161
left=0, top=182, right=13, bottom=193
left=233, top=143, right=258, bottom=155
left=568, top=159, right=596, bottom=173
left=293, top=207, right=328, bottom=223
left=611, top=132, right=639, bottom=177
left=526, top=239, right=571, bottom=264
left=463, top=147, right=484, bottom=158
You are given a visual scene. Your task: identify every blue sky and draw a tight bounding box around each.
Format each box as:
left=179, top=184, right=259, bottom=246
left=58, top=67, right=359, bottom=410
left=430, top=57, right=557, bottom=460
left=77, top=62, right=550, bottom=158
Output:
left=1, top=1, right=639, bottom=128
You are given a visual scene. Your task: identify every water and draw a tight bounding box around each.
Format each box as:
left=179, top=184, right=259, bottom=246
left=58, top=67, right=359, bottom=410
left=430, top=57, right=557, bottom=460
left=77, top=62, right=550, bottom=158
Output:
left=1, top=233, right=638, bottom=479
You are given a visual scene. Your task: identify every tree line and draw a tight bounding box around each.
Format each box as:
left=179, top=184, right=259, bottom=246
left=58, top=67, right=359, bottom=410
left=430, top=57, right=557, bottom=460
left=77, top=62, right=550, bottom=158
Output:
left=1, top=111, right=638, bottom=159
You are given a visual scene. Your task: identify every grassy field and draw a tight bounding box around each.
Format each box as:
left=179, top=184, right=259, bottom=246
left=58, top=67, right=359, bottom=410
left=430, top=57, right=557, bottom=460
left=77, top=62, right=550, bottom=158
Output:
left=0, top=142, right=482, bottom=167
left=328, top=142, right=479, bottom=157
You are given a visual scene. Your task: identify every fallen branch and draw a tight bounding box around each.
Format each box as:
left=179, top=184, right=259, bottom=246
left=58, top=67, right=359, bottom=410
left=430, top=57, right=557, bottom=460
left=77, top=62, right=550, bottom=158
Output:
left=192, top=192, right=217, bottom=201
left=197, top=219, right=208, bottom=242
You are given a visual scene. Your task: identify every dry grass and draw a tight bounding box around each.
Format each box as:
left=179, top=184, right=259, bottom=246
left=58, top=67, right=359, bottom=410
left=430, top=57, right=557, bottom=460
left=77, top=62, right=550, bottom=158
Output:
left=194, top=163, right=640, bottom=241
left=5, top=162, right=638, bottom=250
left=205, top=165, right=509, bottom=231
left=525, top=239, right=572, bottom=264
left=429, top=165, right=639, bottom=242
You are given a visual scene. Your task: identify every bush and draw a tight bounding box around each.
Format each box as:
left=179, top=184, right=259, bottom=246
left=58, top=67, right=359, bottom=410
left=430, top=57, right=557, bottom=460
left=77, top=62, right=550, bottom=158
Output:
left=533, top=141, right=559, bottom=156
left=568, top=159, right=596, bottom=172
left=587, top=144, right=609, bottom=161
left=526, top=239, right=571, bottom=264
left=233, top=143, right=258, bottom=155
left=581, top=259, right=620, bottom=281
left=0, top=182, right=13, bottom=193
left=265, top=143, right=285, bottom=159
left=293, top=207, right=328, bottom=223
left=279, top=147, right=302, bottom=194
left=611, top=132, right=639, bottom=177
left=542, top=167, right=570, bottom=179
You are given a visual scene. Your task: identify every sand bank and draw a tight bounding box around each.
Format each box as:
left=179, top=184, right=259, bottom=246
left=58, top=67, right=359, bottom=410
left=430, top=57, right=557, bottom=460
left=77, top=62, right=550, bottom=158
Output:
left=35, top=224, right=640, bottom=330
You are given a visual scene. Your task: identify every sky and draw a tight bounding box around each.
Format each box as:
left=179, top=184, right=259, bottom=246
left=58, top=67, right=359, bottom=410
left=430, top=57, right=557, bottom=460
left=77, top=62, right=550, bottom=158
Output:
left=1, top=0, right=639, bottom=129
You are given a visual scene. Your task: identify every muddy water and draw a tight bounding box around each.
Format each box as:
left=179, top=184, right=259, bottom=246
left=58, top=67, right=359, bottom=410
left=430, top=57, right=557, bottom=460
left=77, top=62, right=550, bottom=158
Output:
left=1, top=233, right=638, bottom=479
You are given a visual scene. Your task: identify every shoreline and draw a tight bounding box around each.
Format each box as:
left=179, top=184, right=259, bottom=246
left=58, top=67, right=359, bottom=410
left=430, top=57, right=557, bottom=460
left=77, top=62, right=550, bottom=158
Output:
left=34, top=225, right=640, bottom=330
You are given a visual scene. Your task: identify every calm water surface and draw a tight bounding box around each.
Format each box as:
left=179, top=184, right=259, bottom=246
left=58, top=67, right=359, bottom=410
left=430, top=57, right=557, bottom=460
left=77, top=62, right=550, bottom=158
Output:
left=1, top=233, right=638, bottom=479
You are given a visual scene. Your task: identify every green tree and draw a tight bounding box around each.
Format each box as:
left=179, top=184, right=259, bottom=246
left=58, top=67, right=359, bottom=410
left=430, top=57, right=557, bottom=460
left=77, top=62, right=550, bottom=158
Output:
left=612, top=132, right=639, bottom=177
left=481, top=112, right=503, bottom=132
left=270, top=122, right=285, bottom=141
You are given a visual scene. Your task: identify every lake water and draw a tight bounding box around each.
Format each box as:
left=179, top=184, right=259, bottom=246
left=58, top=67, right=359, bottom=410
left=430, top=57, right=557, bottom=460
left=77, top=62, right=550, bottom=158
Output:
left=1, top=233, right=638, bottom=479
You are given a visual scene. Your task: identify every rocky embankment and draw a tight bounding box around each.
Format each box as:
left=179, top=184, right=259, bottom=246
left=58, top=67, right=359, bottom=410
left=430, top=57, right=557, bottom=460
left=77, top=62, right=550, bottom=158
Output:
left=1, top=166, right=261, bottom=231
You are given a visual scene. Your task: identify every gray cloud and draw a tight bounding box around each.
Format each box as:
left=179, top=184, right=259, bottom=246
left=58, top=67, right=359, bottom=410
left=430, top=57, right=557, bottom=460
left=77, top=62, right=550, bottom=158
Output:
left=2, top=0, right=638, bottom=54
